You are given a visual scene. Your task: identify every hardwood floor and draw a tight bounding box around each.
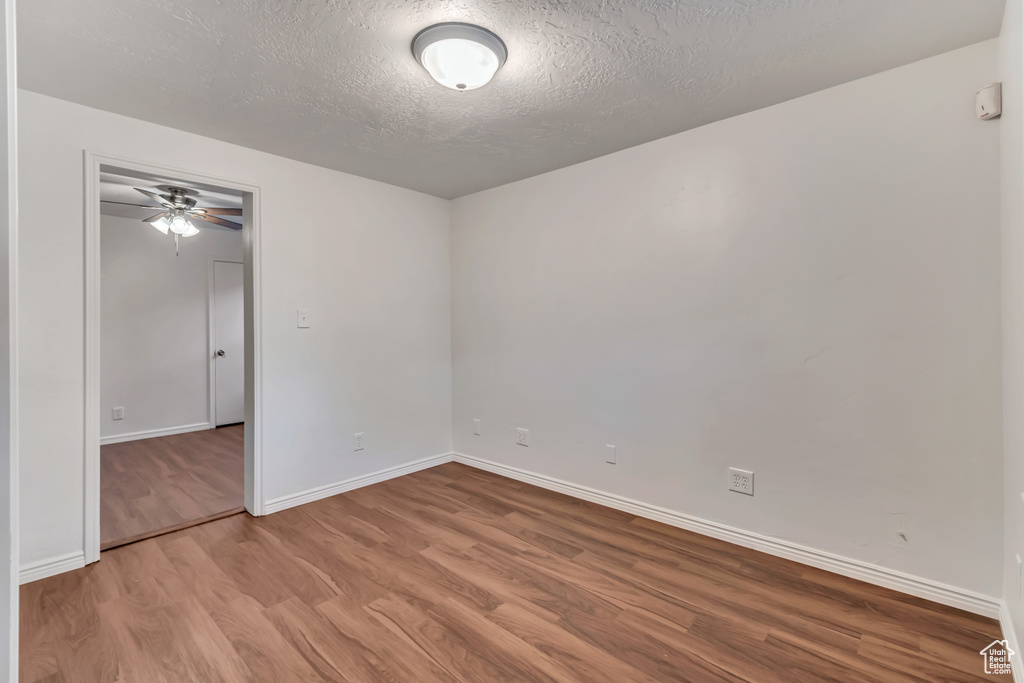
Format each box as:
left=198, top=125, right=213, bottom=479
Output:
left=100, top=425, right=244, bottom=550
left=23, top=462, right=1007, bottom=682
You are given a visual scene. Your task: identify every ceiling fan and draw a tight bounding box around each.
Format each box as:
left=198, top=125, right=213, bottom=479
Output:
left=101, top=186, right=243, bottom=254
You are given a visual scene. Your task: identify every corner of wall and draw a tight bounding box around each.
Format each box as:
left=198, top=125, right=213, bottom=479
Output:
left=1003, top=0, right=1024, bottom=666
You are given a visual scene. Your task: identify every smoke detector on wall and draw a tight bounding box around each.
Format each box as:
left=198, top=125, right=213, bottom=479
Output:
left=976, top=83, right=1001, bottom=120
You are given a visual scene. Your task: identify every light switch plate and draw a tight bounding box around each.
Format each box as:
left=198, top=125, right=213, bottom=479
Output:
left=297, top=309, right=310, bottom=328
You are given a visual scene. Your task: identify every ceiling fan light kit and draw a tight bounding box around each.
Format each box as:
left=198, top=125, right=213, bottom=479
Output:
left=413, top=23, right=507, bottom=91
left=168, top=213, right=195, bottom=235
left=129, top=186, right=242, bottom=255
left=146, top=215, right=171, bottom=234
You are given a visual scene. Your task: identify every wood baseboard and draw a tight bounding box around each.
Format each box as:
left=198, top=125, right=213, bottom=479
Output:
left=99, top=422, right=211, bottom=445
left=452, top=452, right=1002, bottom=619
left=1000, top=601, right=1024, bottom=681
left=262, top=452, right=453, bottom=514
left=25, top=448, right=1004, bottom=624
left=19, top=551, right=86, bottom=585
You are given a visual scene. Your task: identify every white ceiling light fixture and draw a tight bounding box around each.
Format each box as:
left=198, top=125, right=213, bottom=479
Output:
left=166, top=212, right=200, bottom=237
left=412, top=23, right=507, bottom=91
left=147, top=215, right=171, bottom=235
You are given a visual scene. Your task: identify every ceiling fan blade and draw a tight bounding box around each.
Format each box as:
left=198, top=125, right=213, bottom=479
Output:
left=134, top=188, right=175, bottom=209
left=196, top=207, right=242, bottom=216
left=190, top=213, right=241, bottom=230
left=101, top=200, right=162, bottom=209
left=143, top=212, right=168, bottom=223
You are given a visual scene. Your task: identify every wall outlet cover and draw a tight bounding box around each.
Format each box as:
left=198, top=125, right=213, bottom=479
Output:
left=112, top=407, right=124, bottom=421
left=515, top=427, right=529, bottom=447
left=473, top=418, right=482, bottom=436
left=606, top=444, right=616, bottom=464
left=728, top=467, right=754, bottom=495
left=353, top=432, right=364, bottom=451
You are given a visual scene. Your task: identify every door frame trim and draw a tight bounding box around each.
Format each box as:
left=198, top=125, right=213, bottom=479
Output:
left=208, top=258, right=244, bottom=429
left=84, top=152, right=265, bottom=564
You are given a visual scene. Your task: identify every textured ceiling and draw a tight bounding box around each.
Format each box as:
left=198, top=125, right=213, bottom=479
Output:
left=20, top=0, right=1005, bottom=199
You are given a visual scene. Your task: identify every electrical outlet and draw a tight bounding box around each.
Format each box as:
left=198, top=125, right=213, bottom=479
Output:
left=515, top=427, right=529, bottom=447
left=606, top=444, right=616, bottom=465
left=728, top=467, right=753, bottom=495
left=112, top=407, right=124, bottom=421
left=353, top=432, right=364, bottom=451
left=473, top=419, right=482, bottom=436
left=297, top=309, right=310, bottom=328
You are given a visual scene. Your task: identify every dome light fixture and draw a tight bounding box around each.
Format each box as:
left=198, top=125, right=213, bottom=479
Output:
left=412, top=23, right=507, bottom=91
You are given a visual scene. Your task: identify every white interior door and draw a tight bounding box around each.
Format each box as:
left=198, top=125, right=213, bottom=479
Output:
left=213, top=261, right=244, bottom=426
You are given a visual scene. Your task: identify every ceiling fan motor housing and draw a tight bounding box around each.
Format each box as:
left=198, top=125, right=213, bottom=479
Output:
left=165, top=187, right=197, bottom=210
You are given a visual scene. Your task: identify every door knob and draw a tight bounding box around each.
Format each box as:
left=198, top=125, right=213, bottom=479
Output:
left=217, top=349, right=226, bottom=357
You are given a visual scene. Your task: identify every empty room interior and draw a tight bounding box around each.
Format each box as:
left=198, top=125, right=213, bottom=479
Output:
left=9, top=0, right=1024, bottom=680
left=98, top=169, right=246, bottom=551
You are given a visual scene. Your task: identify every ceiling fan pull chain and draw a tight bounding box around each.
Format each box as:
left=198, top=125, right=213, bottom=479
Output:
left=175, top=233, right=179, bottom=257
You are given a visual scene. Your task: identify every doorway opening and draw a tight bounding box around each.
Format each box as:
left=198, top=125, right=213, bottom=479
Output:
left=84, top=154, right=263, bottom=560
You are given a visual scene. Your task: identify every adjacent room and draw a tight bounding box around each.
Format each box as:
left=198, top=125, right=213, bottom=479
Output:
left=98, top=170, right=246, bottom=550
left=4, top=0, right=1024, bottom=680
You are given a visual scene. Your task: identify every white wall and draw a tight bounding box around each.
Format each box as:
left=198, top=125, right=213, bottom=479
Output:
left=100, top=215, right=242, bottom=440
left=451, top=41, right=1002, bottom=597
left=1002, top=0, right=1024, bottom=650
left=19, top=91, right=452, bottom=569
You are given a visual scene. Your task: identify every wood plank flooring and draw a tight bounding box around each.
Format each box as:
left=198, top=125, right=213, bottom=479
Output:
left=23, top=462, right=1008, bottom=682
left=100, top=425, right=244, bottom=550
